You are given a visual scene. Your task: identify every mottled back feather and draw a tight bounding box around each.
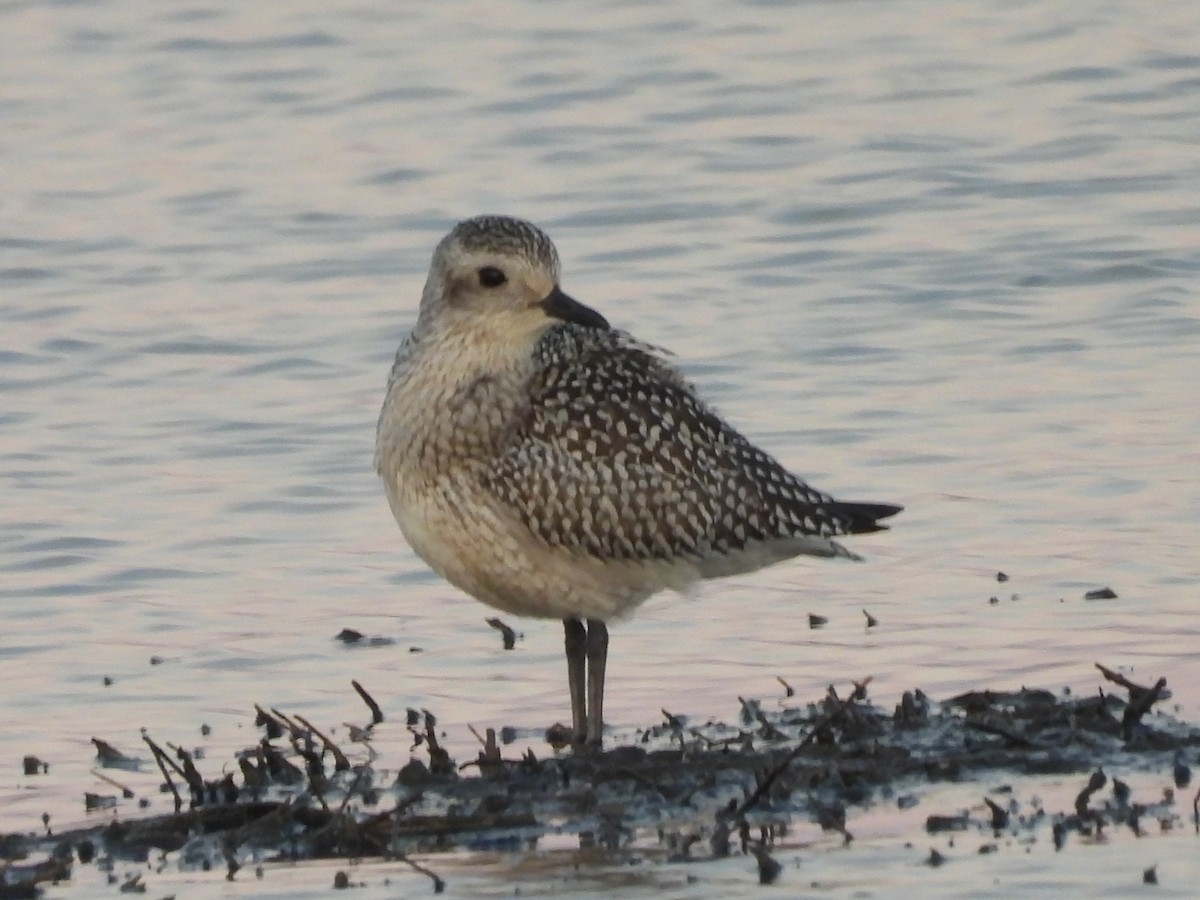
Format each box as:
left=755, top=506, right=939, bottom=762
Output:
left=479, top=325, right=898, bottom=566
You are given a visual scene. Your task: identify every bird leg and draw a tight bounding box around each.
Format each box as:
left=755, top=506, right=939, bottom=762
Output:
left=563, top=618, right=588, bottom=742
left=585, top=618, right=609, bottom=746
left=563, top=618, right=609, bottom=746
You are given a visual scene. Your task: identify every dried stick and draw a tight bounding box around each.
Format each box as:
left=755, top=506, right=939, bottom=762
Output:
left=399, top=854, right=445, bottom=893
left=336, top=766, right=370, bottom=817
left=142, top=733, right=184, bottom=814
left=294, top=714, right=351, bottom=773
left=89, top=769, right=134, bottom=799
left=352, top=680, right=385, bottom=725
left=485, top=617, right=516, bottom=650
left=1095, top=663, right=1144, bottom=692
left=729, top=680, right=865, bottom=821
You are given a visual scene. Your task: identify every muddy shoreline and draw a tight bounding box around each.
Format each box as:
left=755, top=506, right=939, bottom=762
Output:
left=4, top=664, right=1199, bottom=895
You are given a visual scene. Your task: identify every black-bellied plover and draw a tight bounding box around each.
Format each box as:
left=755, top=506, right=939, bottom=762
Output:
left=376, top=215, right=901, bottom=746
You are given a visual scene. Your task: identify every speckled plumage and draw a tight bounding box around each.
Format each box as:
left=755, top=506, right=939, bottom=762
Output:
left=376, top=214, right=901, bottom=743
left=485, top=326, right=881, bottom=571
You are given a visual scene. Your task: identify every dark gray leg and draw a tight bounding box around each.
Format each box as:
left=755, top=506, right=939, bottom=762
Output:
left=563, top=618, right=587, bottom=741
left=584, top=618, right=609, bottom=746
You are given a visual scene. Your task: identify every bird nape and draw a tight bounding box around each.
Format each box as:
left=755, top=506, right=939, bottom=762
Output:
left=375, top=214, right=902, bottom=747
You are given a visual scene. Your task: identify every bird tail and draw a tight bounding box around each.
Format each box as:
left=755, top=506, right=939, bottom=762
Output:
left=832, top=501, right=903, bottom=535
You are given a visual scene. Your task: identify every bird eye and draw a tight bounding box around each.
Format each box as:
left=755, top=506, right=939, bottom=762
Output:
left=478, top=266, right=507, bottom=288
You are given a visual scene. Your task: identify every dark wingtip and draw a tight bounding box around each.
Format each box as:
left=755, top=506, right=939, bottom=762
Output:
left=834, top=501, right=903, bottom=535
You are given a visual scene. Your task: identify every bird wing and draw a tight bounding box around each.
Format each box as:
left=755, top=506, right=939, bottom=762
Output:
left=479, top=327, right=894, bottom=566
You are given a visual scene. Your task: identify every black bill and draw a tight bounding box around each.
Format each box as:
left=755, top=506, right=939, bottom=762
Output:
left=540, top=286, right=610, bottom=330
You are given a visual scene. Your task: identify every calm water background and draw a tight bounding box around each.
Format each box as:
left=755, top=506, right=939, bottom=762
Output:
left=2, top=0, right=1198, bottom=894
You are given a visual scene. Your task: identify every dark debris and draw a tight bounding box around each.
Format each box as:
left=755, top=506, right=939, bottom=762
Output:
left=3, top=669, right=1199, bottom=895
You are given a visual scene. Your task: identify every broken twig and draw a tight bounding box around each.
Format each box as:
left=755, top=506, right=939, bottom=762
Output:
left=352, top=680, right=385, bottom=725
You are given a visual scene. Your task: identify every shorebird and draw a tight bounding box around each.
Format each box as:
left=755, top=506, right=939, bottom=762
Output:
left=375, top=215, right=901, bottom=746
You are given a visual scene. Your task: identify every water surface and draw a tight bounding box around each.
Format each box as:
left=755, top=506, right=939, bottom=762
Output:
left=2, top=0, right=1198, bottom=894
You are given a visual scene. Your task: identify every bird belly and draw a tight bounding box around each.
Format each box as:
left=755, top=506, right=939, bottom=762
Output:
left=386, top=476, right=682, bottom=622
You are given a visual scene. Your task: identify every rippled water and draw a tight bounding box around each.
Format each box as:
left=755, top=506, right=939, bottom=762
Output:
left=3, top=0, right=1199, bottom=894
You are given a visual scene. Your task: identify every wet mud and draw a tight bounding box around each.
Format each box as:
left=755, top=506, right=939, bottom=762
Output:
left=3, top=666, right=1198, bottom=895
